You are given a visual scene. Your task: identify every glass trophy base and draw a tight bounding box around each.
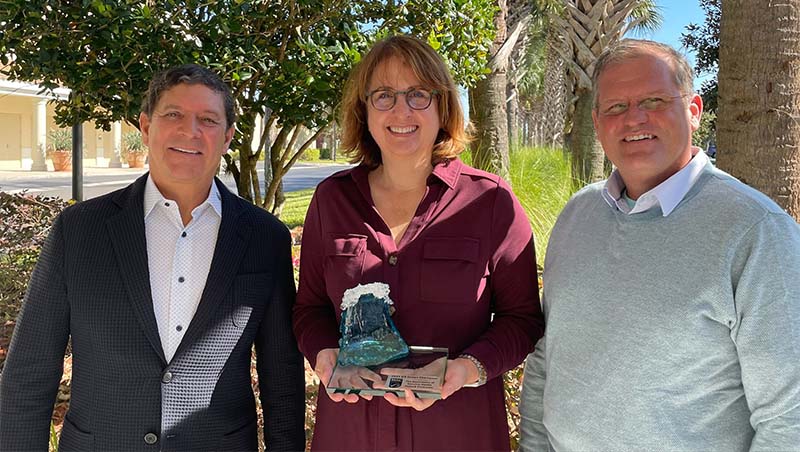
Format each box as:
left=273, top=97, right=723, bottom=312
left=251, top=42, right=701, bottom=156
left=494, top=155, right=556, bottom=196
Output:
left=326, top=346, right=448, bottom=399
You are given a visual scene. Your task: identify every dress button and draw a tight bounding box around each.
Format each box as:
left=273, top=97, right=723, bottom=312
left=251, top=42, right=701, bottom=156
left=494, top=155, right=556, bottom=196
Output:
left=178, top=276, right=185, bottom=283
left=162, top=371, right=173, bottom=383
left=388, top=254, right=398, bottom=266
left=144, top=432, right=158, bottom=445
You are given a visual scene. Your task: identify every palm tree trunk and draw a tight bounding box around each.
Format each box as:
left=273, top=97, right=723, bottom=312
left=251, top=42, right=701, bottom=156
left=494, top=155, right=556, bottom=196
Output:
left=470, top=0, right=510, bottom=181
left=717, top=0, right=800, bottom=220
left=569, top=88, right=605, bottom=185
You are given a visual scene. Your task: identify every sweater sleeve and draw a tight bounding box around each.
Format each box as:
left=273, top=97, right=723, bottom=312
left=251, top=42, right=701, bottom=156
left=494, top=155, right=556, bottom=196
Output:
left=460, top=178, right=545, bottom=380
left=519, top=336, right=551, bottom=451
left=731, top=212, right=800, bottom=450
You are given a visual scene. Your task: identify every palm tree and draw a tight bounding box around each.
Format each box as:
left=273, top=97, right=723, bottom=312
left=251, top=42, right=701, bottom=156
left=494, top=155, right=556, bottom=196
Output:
left=470, top=0, right=513, bottom=181
left=513, top=2, right=568, bottom=149
left=717, top=0, right=800, bottom=220
left=550, top=0, right=661, bottom=185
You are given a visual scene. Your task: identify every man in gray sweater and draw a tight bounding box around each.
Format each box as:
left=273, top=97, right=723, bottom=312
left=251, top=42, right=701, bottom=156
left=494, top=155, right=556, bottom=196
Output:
left=520, top=39, right=800, bottom=451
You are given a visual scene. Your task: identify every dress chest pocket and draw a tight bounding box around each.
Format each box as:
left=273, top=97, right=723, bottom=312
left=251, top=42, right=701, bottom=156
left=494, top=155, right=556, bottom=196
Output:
left=420, top=238, right=482, bottom=303
left=324, top=234, right=367, bottom=305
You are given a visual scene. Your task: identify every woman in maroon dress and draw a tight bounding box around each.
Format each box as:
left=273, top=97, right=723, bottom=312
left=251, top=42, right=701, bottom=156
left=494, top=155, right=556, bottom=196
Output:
left=292, top=34, right=544, bottom=451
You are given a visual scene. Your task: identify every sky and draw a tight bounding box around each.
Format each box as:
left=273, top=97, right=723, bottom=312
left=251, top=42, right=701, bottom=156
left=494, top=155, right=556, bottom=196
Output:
left=637, top=0, right=712, bottom=88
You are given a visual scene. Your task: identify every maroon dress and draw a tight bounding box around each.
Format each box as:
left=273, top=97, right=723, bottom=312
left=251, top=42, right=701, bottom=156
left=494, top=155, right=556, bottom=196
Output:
left=293, top=158, right=544, bottom=451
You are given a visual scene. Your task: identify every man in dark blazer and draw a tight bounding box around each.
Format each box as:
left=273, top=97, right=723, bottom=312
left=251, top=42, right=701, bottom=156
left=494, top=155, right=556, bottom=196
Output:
left=0, top=64, right=305, bottom=451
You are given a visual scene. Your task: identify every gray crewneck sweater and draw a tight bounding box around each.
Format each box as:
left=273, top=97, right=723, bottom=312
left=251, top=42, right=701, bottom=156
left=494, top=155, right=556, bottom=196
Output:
left=520, top=162, right=800, bottom=451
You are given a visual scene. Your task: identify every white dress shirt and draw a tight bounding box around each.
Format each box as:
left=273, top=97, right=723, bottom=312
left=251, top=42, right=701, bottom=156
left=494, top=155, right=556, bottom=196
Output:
left=602, top=148, right=709, bottom=216
left=144, top=176, right=222, bottom=362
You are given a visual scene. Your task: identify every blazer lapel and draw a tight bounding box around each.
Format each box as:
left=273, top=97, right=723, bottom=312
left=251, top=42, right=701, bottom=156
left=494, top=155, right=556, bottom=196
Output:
left=172, top=179, right=250, bottom=359
left=106, top=174, right=167, bottom=364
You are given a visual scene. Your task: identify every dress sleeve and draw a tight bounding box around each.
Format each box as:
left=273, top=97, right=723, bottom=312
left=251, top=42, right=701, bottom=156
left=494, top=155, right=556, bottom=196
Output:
left=292, top=190, right=341, bottom=368
left=0, top=214, right=71, bottom=450
left=732, top=212, right=800, bottom=449
left=460, top=178, right=545, bottom=379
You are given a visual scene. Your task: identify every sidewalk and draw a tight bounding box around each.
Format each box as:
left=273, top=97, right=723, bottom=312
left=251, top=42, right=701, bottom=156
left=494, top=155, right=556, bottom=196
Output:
left=0, top=161, right=337, bottom=183
left=0, top=166, right=148, bottom=182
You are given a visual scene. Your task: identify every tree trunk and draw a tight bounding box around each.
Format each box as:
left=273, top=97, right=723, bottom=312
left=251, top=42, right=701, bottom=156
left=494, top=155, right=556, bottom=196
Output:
left=569, top=88, right=605, bottom=185
left=234, top=111, right=258, bottom=202
left=507, top=77, right=519, bottom=150
left=717, top=0, right=800, bottom=220
left=541, top=31, right=568, bottom=149
left=470, top=0, right=510, bottom=181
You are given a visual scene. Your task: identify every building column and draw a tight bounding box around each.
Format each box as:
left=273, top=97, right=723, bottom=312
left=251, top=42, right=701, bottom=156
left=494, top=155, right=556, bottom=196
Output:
left=95, top=127, right=104, bottom=167
left=109, top=121, right=122, bottom=168
left=30, top=99, right=47, bottom=171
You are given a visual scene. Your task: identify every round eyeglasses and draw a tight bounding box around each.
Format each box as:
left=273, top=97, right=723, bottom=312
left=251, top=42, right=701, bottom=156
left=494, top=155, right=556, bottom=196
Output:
left=365, top=88, right=439, bottom=111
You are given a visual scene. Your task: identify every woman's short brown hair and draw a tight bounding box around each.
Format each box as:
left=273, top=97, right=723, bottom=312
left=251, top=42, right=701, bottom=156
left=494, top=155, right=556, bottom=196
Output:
left=340, top=34, right=470, bottom=168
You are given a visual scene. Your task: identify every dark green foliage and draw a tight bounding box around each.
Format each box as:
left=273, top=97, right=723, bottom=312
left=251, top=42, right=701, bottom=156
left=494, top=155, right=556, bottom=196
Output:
left=681, top=0, right=720, bottom=113
left=0, top=192, right=67, bottom=368
left=0, top=0, right=497, bottom=211
left=319, top=148, right=332, bottom=160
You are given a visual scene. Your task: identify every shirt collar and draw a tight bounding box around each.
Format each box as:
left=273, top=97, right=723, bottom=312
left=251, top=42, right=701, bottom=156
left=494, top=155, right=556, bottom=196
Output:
left=602, top=148, right=708, bottom=216
left=347, top=158, right=461, bottom=192
left=143, top=175, right=223, bottom=220
left=429, top=158, right=460, bottom=189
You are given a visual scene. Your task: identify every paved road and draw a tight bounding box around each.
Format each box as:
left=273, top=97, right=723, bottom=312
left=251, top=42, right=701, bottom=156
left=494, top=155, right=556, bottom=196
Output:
left=0, top=163, right=352, bottom=200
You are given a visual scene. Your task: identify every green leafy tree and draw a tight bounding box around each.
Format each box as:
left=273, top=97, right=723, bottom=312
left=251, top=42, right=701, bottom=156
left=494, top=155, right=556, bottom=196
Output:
left=680, top=0, right=719, bottom=113
left=0, top=0, right=495, bottom=214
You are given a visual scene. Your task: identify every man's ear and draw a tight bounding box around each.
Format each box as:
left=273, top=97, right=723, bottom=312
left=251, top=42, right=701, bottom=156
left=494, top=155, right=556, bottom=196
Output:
left=223, top=125, right=234, bottom=152
left=689, top=94, right=703, bottom=131
left=139, top=112, right=151, bottom=146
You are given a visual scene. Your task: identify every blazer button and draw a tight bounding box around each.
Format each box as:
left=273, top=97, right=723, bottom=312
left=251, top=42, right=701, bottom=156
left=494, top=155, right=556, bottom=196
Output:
left=161, top=371, right=173, bottom=384
left=144, top=432, right=158, bottom=445
left=388, top=254, right=398, bottom=266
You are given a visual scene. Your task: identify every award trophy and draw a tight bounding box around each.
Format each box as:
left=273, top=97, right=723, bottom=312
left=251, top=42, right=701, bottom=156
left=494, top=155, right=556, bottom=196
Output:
left=326, top=283, right=448, bottom=399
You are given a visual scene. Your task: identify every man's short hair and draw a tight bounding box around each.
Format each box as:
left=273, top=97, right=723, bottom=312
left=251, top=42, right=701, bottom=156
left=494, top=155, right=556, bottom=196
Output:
left=592, top=39, right=695, bottom=108
left=142, top=64, right=236, bottom=128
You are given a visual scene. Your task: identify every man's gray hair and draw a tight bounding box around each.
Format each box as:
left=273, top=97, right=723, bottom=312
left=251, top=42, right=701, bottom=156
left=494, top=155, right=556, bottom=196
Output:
left=592, top=39, right=695, bottom=108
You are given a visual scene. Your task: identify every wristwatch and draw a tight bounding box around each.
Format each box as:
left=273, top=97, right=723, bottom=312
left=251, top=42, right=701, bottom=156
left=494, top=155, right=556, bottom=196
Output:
left=458, top=353, right=487, bottom=387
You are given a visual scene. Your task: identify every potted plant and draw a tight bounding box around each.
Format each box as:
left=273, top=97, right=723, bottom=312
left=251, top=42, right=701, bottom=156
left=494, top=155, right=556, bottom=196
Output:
left=122, top=131, right=147, bottom=168
left=47, top=129, right=72, bottom=172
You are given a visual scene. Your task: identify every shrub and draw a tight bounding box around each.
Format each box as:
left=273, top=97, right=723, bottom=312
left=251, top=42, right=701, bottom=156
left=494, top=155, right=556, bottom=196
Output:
left=121, top=131, right=146, bottom=158
left=299, top=148, right=320, bottom=161
left=319, top=148, right=332, bottom=160
left=47, top=129, right=72, bottom=154
left=0, top=192, right=68, bottom=367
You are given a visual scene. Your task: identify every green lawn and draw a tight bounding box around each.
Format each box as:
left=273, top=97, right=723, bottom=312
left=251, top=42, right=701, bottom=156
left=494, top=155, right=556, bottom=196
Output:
left=281, top=188, right=316, bottom=229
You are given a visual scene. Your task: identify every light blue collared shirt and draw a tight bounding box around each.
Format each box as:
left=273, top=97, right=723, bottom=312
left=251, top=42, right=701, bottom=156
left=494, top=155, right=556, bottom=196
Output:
left=602, top=148, right=708, bottom=217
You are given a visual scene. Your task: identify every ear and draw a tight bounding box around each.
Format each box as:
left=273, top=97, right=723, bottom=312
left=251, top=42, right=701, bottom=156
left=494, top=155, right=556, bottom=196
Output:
left=688, top=93, right=703, bottom=132
left=222, top=124, right=235, bottom=153
left=139, top=112, right=151, bottom=146
left=592, top=108, right=599, bottom=131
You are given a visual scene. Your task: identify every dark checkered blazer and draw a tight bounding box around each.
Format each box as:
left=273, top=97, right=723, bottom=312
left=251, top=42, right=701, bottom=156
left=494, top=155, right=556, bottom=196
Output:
left=0, top=175, right=305, bottom=451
